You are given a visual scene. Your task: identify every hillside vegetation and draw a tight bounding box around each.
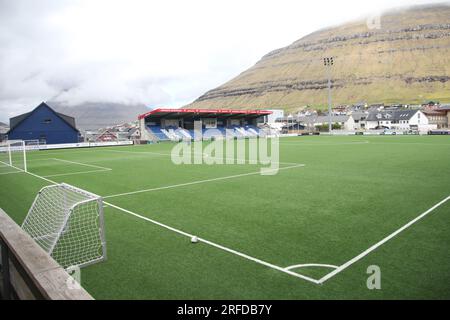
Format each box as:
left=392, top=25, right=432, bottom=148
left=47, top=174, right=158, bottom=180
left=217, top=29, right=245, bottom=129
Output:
left=188, top=4, right=450, bottom=112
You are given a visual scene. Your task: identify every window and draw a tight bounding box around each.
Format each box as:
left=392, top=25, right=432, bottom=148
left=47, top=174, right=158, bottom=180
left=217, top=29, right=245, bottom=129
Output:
left=202, top=118, right=217, bottom=129
left=42, top=118, right=52, bottom=124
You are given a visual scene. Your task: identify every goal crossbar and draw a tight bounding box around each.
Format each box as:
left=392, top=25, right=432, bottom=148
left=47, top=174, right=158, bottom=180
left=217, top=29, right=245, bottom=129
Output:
left=22, top=183, right=107, bottom=269
left=0, top=140, right=27, bottom=172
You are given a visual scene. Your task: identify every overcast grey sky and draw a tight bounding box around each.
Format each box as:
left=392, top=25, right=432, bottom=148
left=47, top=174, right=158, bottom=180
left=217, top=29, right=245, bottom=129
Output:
left=0, top=0, right=441, bottom=122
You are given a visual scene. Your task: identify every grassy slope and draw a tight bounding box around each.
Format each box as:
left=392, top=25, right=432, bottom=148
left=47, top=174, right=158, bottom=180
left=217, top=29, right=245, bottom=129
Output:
left=0, top=136, right=449, bottom=299
left=188, top=5, right=450, bottom=111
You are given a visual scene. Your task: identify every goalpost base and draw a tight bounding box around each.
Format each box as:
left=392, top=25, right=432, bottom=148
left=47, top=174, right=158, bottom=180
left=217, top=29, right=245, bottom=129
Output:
left=0, top=140, right=27, bottom=173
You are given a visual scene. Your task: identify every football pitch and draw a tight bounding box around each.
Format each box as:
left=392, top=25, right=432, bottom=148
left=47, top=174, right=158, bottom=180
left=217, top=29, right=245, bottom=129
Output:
left=1, top=135, right=450, bottom=299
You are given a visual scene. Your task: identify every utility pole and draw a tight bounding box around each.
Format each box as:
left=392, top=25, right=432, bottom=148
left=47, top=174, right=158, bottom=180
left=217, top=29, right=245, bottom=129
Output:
left=323, top=57, right=334, bottom=133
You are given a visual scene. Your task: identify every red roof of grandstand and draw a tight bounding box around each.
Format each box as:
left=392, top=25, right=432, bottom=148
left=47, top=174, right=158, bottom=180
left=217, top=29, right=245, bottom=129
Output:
left=138, top=108, right=272, bottom=120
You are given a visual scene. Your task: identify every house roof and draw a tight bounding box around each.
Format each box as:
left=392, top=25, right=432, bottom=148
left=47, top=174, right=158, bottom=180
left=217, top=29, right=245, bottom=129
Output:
left=295, top=115, right=317, bottom=124
left=0, top=121, right=8, bottom=134
left=366, top=109, right=418, bottom=122
left=128, top=128, right=139, bottom=135
left=315, top=115, right=350, bottom=123
left=350, top=112, right=367, bottom=121
left=294, top=115, right=350, bottom=124
left=423, top=110, right=446, bottom=115
left=9, top=102, right=78, bottom=133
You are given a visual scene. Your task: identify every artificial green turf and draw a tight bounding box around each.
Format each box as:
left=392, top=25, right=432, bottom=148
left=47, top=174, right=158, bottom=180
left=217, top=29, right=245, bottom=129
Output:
left=0, top=135, right=449, bottom=299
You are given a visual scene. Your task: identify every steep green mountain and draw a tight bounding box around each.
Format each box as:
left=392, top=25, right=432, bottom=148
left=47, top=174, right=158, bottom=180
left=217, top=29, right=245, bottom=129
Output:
left=189, top=3, right=450, bottom=111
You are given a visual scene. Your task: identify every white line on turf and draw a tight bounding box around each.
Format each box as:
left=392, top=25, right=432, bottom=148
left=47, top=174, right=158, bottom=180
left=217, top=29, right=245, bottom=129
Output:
left=43, top=168, right=112, bottom=178
left=317, top=195, right=450, bottom=284
left=11, top=151, right=450, bottom=285
left=284, top=264, right=339, bottom=271
left=0, top=170, right=24, bottom=175
left=103, top=164, right=305, bottom=199
left=367, top=142, right=450, bottom=146
left=15, top=163, right=319, bottom=284
left=280, top=141, right=370, bottom=146
left=101, top=149, right=302, bottom=166
left=51, top=158, right=112, bottom=170
left=101, top=149, right=170, bottom=157
left=0, top=160, right=25, bottom=174
left=103, top=201, right=320, bottom=284
left=22, top=169, right=56, bottom=184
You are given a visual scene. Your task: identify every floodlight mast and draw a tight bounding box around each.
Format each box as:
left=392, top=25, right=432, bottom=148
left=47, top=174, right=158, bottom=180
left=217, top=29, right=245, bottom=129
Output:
left=323, top=57, right=334, bottom=133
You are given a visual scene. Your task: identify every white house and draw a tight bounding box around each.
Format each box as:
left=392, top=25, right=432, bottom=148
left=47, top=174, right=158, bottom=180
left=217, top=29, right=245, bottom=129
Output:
left=266, top=109, right=284, bottom=124
left=365, top=109, right=435, bottom=132
left=313, top=115, right=354, bottom=130
left=349, top=113, right=367, bottom=130
left=128, top=128, right=141, bottom=140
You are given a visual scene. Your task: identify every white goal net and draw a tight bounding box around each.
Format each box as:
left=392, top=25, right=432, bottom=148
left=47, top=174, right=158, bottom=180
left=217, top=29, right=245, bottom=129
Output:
left=22, top=183, right=107, bottom=269
left=0, top=140, right=27, bottom=174
left=24, top=139, right=43, bottom=151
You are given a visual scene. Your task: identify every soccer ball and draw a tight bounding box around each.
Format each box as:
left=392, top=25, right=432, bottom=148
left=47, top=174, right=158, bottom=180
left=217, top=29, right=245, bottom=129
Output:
left=191, top=236, right=198, bottom=243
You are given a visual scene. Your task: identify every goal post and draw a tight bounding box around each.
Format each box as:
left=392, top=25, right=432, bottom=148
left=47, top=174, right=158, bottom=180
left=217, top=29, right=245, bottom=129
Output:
left=22, top=183, right=107, bottom=269
left=0, top=140, right=27, bottom=173
left=24, top=139, right=43, bottom=151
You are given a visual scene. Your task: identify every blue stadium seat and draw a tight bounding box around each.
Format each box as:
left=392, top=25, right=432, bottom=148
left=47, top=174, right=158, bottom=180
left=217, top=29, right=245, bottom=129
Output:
left=147, top=125, right=170, bottom=141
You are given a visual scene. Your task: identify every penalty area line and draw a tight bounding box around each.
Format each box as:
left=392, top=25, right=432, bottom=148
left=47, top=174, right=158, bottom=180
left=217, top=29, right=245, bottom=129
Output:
left=43, top=168, right=112, bottom=178
left=51, top=158, right=112, bottom=171
left=17, top=163, right=320, bottom=284
left=103, top=163, right=305, bottom=199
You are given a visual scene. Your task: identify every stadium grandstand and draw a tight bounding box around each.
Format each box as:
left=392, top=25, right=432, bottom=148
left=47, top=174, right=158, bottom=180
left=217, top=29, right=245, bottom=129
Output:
left=138, top=108, right=272, bottom=142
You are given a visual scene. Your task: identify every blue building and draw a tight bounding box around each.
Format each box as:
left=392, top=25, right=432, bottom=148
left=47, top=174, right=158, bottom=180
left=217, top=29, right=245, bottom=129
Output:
left=8, top=102, right=80, bottom=144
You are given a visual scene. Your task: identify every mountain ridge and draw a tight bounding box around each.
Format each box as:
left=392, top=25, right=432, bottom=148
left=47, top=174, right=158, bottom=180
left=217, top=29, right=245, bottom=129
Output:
left=188, top=3, right=450, bottom=112
left=48, top=102, right=149, bottom=131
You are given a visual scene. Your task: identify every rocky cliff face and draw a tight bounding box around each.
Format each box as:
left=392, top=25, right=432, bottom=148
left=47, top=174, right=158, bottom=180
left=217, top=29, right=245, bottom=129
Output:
left=189, top=4, right=450, bottom=111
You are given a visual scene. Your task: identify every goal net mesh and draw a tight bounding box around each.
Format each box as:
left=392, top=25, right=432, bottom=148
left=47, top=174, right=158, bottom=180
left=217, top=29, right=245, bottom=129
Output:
left=0, top=140, right=27, bottom=173
left=22, top=183, right=106, bottom=269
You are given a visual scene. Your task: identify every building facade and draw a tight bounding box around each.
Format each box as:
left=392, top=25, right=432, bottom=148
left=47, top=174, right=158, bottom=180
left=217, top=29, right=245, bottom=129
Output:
left=8, top=102, right=80, bottom=144
left=365, top=109, right=432, bottom=131
left=423, top=110, right=448, bottom=128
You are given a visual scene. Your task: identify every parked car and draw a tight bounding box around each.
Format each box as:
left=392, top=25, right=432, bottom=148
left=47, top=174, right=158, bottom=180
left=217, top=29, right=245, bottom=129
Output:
left=381, top=130, right=397, bottom=135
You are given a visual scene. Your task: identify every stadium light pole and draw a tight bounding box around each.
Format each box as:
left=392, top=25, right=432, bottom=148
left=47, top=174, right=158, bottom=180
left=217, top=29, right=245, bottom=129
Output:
left=323, top=57, right=334, bottom=133
left=288, top=113, right=295, bottom=133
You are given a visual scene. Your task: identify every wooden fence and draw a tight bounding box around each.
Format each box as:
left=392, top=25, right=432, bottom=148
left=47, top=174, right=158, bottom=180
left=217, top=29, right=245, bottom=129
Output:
left=0, top=208, right=93, bottom=300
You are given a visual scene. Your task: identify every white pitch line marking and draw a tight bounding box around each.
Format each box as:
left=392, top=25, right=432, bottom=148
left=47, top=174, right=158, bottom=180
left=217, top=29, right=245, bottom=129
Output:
left=51, top=158, right=112, bottom=171
left=102, top=149, right=170, bottom=157
left=13, top=149, right=450, bottom=285
left=103, top=164, right=305, bottom=199
left=280, top=140, right=370, bottom=146
left=318, top=195, right=450, bottom=284
left=0, top=160, right=25, bottom=174
left=367, top=142, right=450, bottom=146
left=284, top=263, right=339, bottom=271
left=0, top=170, right=24, bottom=175
left=104, top=201, right=320, bottom=284
left=14, top=162, right=318, bottom=284
left=102, top=148, right=302, bottom=166
left=43, top=169, right=112, bottom=178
